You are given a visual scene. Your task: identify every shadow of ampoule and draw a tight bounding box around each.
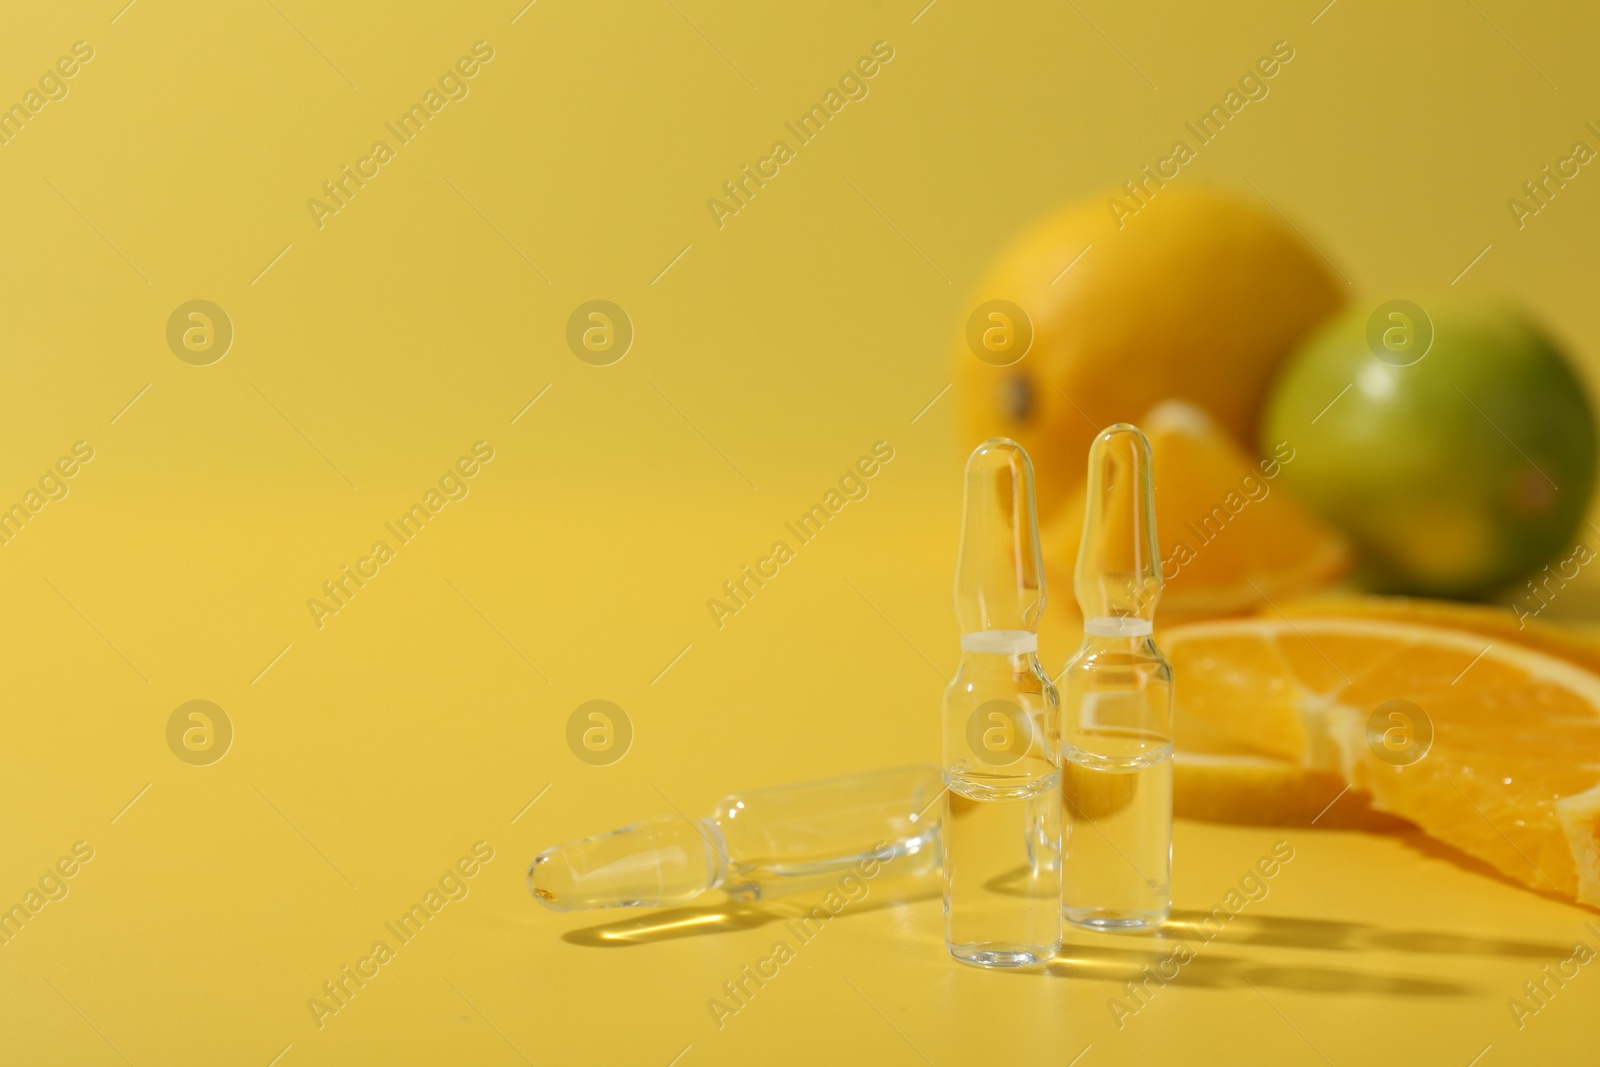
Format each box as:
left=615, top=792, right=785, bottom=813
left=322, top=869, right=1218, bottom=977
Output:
left=1163, top=909, right=1569, bottom=959
left=1040, top=941, right=1473, bottom=998
left=981, top=861, right=1567, bottom=961
left=560, top=875, right=941, bottom=948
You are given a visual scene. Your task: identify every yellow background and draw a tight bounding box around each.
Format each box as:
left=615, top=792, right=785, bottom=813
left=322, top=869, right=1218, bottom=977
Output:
left=3, top=0, right=1599, bottom=1063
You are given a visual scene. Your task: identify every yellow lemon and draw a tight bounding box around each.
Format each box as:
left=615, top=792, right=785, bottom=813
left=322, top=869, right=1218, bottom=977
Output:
left=954, top=185, right=1346, bottom=514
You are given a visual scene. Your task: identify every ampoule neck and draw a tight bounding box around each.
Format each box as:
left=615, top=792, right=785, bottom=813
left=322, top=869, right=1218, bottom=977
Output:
left=958, top=648, right=1040, bottom=672
left=960, top=629, right=1037, bottom=654
left=1074, top=631, right=1163, bottom=658
left=1082, top=616, right=1152, bottom=639
left=957, top=630, right=1041, bottom=672
left=696, top=817, right=731, bottom=891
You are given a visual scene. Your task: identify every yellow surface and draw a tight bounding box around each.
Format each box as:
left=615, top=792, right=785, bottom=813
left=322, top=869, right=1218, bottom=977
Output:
left=3, top=1, right=1600, bottom=1064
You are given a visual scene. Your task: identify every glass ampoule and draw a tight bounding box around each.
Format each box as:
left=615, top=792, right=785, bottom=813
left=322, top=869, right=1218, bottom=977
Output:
left=942, top=438, right=1062, bottom=968
left=1058, top=424, right=1173, bottom=931
left=528, top=764, right=942, bottom=911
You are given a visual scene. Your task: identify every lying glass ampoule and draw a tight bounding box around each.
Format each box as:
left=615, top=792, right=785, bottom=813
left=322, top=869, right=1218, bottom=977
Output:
left=942, top=438, right=1062, bottom=968
left=528, top=764, right=942, bottom=911
left=1058, top=424, right=1174, bottom=931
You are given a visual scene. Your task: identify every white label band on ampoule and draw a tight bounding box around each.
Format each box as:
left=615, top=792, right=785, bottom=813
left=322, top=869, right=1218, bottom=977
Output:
left=1084, top=616, right=1153, bottom=637
left=960, top=630, right=1038, bottom=653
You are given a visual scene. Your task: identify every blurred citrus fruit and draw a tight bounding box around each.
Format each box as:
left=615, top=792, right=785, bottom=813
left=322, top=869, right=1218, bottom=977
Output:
left=1042, top=400, right=1349, bottom=620
left=1262, top=298, right=1598, bottom=598
left=1166, top=615, right=1600, bottom=906
left=955, top=185, right=1346, bottom=514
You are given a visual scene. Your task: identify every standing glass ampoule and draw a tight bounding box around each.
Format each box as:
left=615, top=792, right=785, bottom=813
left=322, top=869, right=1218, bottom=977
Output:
left=942, top=438, right=1062, bottom=968
left=1058, top=424, right=1174, bottom=931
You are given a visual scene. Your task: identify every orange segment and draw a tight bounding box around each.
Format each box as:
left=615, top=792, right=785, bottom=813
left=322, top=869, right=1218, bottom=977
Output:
left=1275, top=629, right=1398, bottom=696
left=1273, top=593, right=1600, bottom=676
left=1173, top=751, right=1409, bottom=831
left=1042, top=400, right=1349, bottom=621
left=1163, top=630, right=1303, bottom=759
left=1166, top=616, right=1600, bottom=907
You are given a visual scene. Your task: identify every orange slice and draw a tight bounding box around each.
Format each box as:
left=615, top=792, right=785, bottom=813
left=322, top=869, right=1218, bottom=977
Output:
left=1042, top=400, right=1349, bottom=621
left=1272, top=593, right=1600, bottom=676
left=1165, top=616, right=1600, bottom=907
left=1173, top=751, right=1409, bottom=831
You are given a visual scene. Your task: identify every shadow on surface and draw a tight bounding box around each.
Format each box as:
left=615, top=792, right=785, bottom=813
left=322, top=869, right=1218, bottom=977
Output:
left=1179, top=810, right=1598, bottom=915
left=1040, top=942, right=1474, bottom=997
left=1396, top=830, right=1595, bottom=912
left=979, top=857, right=1574, bottom=959
left=557, top=843, right=1591, bottom=963
left=1162, top=908, right=1571, bottom=959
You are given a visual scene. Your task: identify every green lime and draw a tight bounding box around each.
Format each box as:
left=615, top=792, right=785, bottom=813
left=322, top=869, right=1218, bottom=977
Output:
left=1261, top=297, right=1597, bottom=598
